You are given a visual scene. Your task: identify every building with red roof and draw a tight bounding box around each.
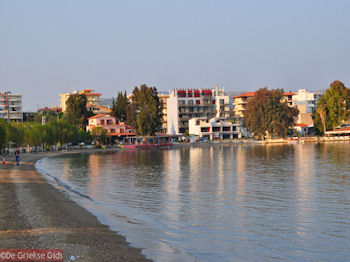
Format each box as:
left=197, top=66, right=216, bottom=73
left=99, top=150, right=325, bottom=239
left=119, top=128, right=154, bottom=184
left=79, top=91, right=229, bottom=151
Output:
left=60, top=89, right=103, bottom=112
left=232, top=91, right=297, bottom=119
left=86, top=114, right=135, bottom=140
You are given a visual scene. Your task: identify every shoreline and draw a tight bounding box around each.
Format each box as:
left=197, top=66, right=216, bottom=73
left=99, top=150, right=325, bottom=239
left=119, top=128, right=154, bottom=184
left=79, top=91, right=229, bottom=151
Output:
left=0, top=148, right=151, bottom=262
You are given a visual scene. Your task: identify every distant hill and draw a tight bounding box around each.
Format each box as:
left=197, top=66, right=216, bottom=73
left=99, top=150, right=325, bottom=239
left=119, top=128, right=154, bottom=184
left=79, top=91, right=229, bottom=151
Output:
left=100, top=98, right=113, bottom=108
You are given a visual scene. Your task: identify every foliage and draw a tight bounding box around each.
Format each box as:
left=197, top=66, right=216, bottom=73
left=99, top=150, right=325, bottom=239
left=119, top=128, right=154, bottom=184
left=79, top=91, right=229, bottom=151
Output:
left=65, top=94, right=92, bottom=128
left=4, top=119, right=92, bottom=149
left=244, top=88, right=299, bottom=138
left=111, top=91, right=129, bottom=122
left=23, top=123, right=45, bottom=146
left=314, top=80, right=349, bottom=134
left=91, top=126, right=108, bottom=144
left=34, top=110, right=63, bottom=124
left=0, top=119, right=7, bottom=150
left=6, top=122, right=24, bottom=146
left=127, top=84, right=163, bottom=135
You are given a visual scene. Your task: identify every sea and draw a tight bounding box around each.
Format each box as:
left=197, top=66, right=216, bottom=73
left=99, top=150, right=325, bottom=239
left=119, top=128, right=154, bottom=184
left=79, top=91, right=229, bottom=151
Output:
left=36, top=142, right=350, bottom=261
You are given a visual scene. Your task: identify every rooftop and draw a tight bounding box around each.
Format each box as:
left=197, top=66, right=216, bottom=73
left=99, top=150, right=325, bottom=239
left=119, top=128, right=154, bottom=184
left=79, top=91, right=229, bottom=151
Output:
left=233, top=91, right=297, bottom=99
left=87, top=114, right=107, bottom=119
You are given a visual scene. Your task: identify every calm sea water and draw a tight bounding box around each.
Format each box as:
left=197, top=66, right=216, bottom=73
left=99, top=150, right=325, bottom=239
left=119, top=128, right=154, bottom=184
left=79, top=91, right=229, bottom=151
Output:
left=37, top=143, right=350, bottom=262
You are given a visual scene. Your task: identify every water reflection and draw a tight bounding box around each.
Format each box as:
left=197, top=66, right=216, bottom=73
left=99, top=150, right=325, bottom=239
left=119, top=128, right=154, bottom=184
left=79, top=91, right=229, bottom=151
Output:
left=38, top=143, right=350, bottom=262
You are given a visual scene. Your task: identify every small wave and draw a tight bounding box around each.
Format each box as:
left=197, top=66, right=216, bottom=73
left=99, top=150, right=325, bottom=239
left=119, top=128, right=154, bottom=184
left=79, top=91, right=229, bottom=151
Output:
left=35, top=158, right=94, bottom=202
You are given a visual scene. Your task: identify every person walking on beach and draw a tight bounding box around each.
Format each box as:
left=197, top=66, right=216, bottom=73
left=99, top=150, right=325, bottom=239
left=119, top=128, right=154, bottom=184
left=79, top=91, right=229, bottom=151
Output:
left=15, top=148, right=20, bottom=166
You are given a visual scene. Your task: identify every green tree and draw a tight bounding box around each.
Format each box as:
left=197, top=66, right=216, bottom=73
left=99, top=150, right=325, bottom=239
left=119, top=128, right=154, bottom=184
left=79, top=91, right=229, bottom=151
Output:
left=244, top=88, right=299, bottom=138
left=78, top=128, right=92, bottom=144
left=23, top=124, right=45, bottom=147
left=91, top=126, right=108, bottom=145
left=34, top=110, right=63, bottom=124
left=314, top=80, right=350, bottom=134
left=0, top=119, right=7, bottom=151
left=325, top=81, right=349, bottom=128
left=6, top=122, right=24, bottom=146
left=65, top=94, right=92, bottom=128
left=316, top=96, right=328, bottom=134
left=127, top=84, right=163, bottom=135
left=111, top=91, right=129, bottom=122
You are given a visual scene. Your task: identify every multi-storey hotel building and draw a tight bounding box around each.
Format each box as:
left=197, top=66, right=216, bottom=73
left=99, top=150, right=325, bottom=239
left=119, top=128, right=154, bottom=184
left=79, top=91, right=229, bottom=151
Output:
left=60, top=89, right=102, bottom=112
left=0, top=91, right=23, bottom=122
left=167, top=86, right=230, bottom=135
left=158, top=92, right=169, bottom=134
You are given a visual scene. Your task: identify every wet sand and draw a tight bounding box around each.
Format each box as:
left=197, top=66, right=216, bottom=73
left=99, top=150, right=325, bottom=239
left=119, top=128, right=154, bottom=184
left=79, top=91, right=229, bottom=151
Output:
left=0, top=149, right=151, bottom=262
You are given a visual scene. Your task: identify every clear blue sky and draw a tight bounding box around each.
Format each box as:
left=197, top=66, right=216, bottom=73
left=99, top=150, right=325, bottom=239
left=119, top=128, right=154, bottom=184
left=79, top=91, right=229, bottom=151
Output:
left=1, top=0, right=349, bottom=111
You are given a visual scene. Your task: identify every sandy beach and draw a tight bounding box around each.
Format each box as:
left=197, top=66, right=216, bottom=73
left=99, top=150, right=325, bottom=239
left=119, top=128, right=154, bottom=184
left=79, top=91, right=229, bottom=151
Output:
left=0, top=149, right=151, bottom=262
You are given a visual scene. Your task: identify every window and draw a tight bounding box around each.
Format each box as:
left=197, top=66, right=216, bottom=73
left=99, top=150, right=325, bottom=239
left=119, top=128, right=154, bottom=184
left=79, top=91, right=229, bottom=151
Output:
left=188, top=100, right=194, bottom=105
left=196, top=100, right=200, bottom=105
left=100, top=120, right=105, bottom=125
left=196, top=120, right=200, bottom=125
left=220, top=99, right=224, bottom=105
left=107, top=119, right=111, bottom=125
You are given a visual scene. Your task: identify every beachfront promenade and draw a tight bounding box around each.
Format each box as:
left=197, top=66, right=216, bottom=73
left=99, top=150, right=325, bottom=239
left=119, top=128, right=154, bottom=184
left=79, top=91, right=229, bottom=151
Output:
left=0, top=150, right=150, bottom=262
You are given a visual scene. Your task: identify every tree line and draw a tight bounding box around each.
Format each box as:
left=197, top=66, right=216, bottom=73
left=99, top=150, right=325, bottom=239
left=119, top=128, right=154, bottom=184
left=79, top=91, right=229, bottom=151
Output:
left=243, top=80, right=350, bottom=138
left=0, top=84, right=163, bottom=150
left=0, top=118, right=91, bottom=151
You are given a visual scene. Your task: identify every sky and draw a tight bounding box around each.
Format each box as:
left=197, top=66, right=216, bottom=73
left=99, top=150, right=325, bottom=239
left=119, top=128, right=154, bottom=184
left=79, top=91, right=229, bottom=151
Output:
left=0, top=0, right=349, bottom=111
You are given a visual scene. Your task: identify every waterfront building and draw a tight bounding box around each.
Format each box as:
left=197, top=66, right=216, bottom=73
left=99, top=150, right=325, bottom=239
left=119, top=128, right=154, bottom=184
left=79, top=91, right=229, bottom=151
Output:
left=232, top=92, right=255, bottom=119
left=60, top=89, right=102, bottom=112
left=158, top=92, right=169, bottom=134
left=167, top=86, right=230, bottom=135
left=189, top=117, right=241, bottom=140
left=0, top=91, right=23, bottom=122
left=325, top=126, right=350, bottom=137
left=293, top=89, right=323, bottom=125
left=233, top=91, right=297, bottom=119
left=86, top=114, right=135, bottom=139
left=232, top=91, right=297, bottom=137
left=293, top=123, right=310, bottom=136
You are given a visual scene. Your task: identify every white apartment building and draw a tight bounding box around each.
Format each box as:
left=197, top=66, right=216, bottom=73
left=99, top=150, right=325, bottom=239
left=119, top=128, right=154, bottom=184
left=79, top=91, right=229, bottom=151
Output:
left=293, top=89, right=323, bottom=125
left=167, top=86, right=230, bottom=135
left=189, top=117, right=241, bottom=140
left=0, top=91, right=23, bottom=122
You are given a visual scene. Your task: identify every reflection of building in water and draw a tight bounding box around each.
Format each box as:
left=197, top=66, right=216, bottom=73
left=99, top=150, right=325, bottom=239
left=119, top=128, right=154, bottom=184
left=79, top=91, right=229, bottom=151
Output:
left=61, top=160, right=72, bottom=181
left=187, top=146, right=216, bottom=193
left=162, top=149, right=181, bottom=227
left=234, top=146, right=247, bottom=202
left=216, top=146, right=225, bottom=196
left=294, top=144, right=316, bottom=234
left=87, top=154, right=103, bottom=197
